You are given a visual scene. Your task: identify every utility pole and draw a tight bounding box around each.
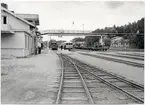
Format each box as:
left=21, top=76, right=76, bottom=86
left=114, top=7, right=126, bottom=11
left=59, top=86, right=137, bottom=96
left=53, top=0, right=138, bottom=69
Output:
left=72, top=21, right=74, bottom=30
left=82, top=24, right=84, bottom=36
left=82, top=24, right=84, bottom=32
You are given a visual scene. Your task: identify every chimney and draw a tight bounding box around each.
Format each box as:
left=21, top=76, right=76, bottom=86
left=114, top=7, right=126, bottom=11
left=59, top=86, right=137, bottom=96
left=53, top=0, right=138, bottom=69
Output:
left=1, top=3, right=8, bottom=9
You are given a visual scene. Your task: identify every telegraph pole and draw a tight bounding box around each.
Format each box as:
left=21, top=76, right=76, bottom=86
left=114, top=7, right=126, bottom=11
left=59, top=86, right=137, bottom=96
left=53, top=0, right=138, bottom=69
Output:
left=72, top=21, right=74, bottom=30
left=82, top=24, right=84, bottom=36
left=82, top=24, right=84, bottom=32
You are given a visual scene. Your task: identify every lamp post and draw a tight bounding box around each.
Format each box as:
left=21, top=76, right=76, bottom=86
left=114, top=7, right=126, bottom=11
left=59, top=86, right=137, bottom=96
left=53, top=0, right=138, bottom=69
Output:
left=82, top=24, right=84, bottom=37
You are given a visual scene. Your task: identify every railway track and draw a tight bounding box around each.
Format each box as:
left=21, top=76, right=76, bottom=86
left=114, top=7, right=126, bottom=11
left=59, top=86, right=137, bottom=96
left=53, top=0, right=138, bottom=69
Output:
left=117, top=53, right=144, bottom=58
left=79, top=52, right=144, bottom=68
left=98, top=53, right=144, bottom=61
left=55, top=53, right=144, bottom=104
left=56, top=53, right=94, bottom=104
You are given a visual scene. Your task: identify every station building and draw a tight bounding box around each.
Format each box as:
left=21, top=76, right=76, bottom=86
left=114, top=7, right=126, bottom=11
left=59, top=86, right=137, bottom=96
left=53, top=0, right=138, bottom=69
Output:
left=1, top=3, right=40, bottom=57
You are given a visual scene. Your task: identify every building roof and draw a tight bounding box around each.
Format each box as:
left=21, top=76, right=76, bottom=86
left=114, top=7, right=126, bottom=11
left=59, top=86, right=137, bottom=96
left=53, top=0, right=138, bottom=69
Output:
left=1, top=30, right=15, bottom=34
left=1, top=7, right=35, bottom=27
left=16, top=14, right=39, bottom=25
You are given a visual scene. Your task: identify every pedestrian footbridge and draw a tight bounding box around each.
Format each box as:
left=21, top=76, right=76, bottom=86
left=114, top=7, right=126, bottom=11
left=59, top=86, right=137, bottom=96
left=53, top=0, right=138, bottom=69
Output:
left=40, top=29, right=96, bottom=36
left=39, top=29, right=143, bottom=36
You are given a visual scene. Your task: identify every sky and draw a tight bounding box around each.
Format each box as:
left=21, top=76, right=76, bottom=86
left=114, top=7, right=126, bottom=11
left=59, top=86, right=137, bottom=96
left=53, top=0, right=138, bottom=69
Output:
left=1, top=0, right=145, bottom=41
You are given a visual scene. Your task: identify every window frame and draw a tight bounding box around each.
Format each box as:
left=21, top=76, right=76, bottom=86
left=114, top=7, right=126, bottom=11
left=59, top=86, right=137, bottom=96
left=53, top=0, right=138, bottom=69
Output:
left=2, top=16, right=8, bottom=24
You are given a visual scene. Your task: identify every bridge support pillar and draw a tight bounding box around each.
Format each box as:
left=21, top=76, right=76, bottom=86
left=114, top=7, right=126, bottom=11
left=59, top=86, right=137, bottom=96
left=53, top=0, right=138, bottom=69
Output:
left=99, top=35, right=104, bottom=45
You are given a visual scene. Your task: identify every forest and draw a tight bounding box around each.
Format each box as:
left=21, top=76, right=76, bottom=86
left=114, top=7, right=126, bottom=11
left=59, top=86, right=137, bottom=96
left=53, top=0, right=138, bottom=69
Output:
left=74, top=18, right=144, bottom=49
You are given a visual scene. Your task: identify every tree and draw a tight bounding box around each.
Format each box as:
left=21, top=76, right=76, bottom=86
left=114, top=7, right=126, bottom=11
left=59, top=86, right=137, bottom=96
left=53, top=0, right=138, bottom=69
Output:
left=137, top=18, right=144, bottom=33
left=85, top=36, right=100, bottom=47
left=129, top=35, right=144, bottom=49
left=136, top=35, right=144, bottom=49
left=71, top=37, right=85, bottom=43
left=103, top=37, right=111, bottom=47
left=91, top=18, right=144, bottom=49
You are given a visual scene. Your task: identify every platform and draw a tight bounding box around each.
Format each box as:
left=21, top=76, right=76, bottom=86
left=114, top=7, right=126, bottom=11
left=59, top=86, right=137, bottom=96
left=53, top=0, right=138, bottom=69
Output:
left=1, top=49, right=61, bottom=104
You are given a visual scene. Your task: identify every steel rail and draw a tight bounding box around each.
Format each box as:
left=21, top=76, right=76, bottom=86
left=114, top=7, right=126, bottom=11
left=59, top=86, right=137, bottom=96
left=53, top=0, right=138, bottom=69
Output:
left=62, top=56, right=95, bottom=104
left=75, top=58, right=144, bottom=89
left=61, top=54, right=144, bottom=89
left=80, top=53, right=144, bottom=68
left=55, top=53, right=64, bottom=104
left=98, top=68, right=144, bottom=91
left=61, top=54, right=144, bottom=104
left=64, top=54, right=144, bottom=89
left=98, top=53, right=144, bottom=61
left=117, top=53, right=144, bottom=58
left=75, top=63, right=144, bottom=104
left=71, top=61, right=94, bottom=104
left=72, top=57, right=144, bottom=90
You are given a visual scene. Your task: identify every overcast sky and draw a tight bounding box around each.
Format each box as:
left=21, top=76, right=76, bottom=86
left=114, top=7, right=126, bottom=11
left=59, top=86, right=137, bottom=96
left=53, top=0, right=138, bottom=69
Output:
left=1, top=0, right=145, bottom=41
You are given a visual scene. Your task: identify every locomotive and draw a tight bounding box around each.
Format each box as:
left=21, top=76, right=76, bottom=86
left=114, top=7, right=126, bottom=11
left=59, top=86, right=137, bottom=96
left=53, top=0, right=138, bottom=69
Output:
left=49, top=40, right=58, bottom=50
left=61, top=42, right=73, bottom=51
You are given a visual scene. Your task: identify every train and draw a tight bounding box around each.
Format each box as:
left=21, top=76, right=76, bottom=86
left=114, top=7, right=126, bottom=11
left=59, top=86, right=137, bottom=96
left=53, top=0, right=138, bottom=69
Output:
left=49, top=40, right=58, bottom=50
left=74, top=42, right=109, bottom=51
left=49, top=40, right=109, bottom=51
left=61, top=42, right=73, bottom=50
left=74, top=46, right=109, bottom=51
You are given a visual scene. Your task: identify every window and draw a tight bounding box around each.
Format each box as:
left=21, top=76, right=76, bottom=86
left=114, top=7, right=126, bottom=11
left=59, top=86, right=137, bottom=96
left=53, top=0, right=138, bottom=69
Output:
left=2, top=16, right=7, bottom=24
left=25, top=35, right=27, bottom=49
left=28, top=36, right=29, bottom=49
left=28, top=20, right=33, bottom=22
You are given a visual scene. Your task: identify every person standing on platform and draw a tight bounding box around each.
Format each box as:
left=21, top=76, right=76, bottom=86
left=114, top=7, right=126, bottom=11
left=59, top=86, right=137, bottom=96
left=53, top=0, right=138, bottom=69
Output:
left=60, top=45, right=63, bottom=50
left=37, top=42, right=41, bottom=54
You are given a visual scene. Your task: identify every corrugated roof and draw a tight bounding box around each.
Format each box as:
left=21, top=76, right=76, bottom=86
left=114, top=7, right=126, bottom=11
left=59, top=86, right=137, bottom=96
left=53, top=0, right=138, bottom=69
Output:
left=1, top=7, right=35, bottom=27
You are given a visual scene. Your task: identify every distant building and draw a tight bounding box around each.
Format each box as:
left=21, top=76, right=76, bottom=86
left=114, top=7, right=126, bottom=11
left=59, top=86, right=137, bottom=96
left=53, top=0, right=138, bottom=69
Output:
left=1, top=3, right=40, bottom=57
left=111, top=37, right=129, bottom=48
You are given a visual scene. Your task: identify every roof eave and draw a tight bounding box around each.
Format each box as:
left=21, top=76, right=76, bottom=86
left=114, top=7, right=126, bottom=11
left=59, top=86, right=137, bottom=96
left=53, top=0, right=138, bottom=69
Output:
left=1, top=7, right=35, bottom=27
